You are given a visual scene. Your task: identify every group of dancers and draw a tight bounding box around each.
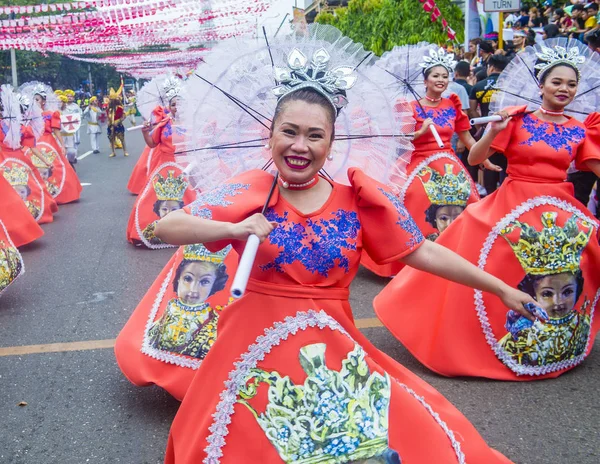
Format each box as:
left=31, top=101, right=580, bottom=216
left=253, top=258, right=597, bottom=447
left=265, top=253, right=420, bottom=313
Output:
left=3, top=23, right=599, bottom=463
left=0, top=83, right=83, bottom=296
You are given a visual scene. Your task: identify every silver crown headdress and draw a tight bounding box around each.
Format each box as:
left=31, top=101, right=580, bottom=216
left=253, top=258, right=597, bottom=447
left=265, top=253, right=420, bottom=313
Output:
left=534, top=45, right=586, bottom=80
left=163, top=76, right=182, bottom=102
left=272, top=47, right=358, bottom=112
left=31, top=83, right=48, bottom=99
left=17, top=93, right=30, bottom=111
left=419, top=47, right=457, bottom=73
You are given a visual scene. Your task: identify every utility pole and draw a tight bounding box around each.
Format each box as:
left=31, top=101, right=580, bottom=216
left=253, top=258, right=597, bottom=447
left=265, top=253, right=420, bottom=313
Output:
left=88, top=64, right=94, bottom=95
left=10, top=49, right=18, bottom=87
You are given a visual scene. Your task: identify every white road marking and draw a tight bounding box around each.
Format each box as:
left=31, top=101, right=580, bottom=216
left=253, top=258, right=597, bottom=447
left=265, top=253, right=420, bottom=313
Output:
left=77, top=150, right=93, bottom=161
left=80, top=182, right=92, bottom=186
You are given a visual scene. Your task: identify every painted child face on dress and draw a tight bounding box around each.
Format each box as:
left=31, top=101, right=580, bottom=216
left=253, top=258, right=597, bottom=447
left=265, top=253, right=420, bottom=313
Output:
left=38, top=167, right=51, bottom=181
left=269, top=100, right=333, bottom=185
left=435, top=205, right=463, bottom=233
left=177, top=262, right=217, bottom=306
left=424, top=66, right=449, bottom=95
left=13, top=184, right=29, bottom=201
left=169, top=98, right=178, bottom=117
left=158, top=200, right=182, bottom=219
left=540, top=66, right=578, bottom=109
left=533, top=273, right=578, bottom=318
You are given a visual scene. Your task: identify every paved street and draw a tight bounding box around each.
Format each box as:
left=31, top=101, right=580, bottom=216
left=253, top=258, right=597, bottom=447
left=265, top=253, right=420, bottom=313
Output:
left=0, top=127, right=599, bottom=464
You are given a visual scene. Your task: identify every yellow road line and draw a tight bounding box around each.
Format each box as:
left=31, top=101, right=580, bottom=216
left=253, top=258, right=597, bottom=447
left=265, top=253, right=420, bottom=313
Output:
left=0, top=339, right=117, bottom=357
left=0, top=317, right=384, bottom=357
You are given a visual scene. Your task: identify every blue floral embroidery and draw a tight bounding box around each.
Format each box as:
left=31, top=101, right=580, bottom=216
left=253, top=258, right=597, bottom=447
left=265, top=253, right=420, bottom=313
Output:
left=519, top=114, right=585, bottom=155
left=415, top=106, right=456, bottom=129
left=188, top=182, right=250, bottom=219
left=378, top=188, right=424, bottom=248
left=43, top=114, right=52, bottom=122
left=262, top=209, right=360, bottom=277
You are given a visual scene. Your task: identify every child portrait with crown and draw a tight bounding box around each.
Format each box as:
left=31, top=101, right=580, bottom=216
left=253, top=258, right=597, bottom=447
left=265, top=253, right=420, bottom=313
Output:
left=2, top=162, right=42, bottom=220
left=498, top=212, right=593, bottom=367
left=146, top=244, right=231, bottom=360
left=0, top=239, right=22, bottom=295
left=29, top=145, right=60, bottom=198
left=140, top=169, right=190, bottom=246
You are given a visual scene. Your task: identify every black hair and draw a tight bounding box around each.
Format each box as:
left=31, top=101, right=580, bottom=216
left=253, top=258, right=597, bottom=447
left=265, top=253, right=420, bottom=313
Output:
left=520, top=6, right=529, bottom=13
left=588, top=3, right=599, bottom=12
left=587, top=28, right=600, bottom=47
left=173, top=258, right=229, bottom=297
left=535, top=58, right=580, bottom=83
left=469, top=37, right=482, bottom=46
left=518, top=270, right=584, bottom=302
left=487, top=54, right=509, bottom=72
left=423, top=64, right=451, bottom=80
left=152, top=199, right=185, bottom=217
left=543, top=24, right=560, bottom=39
left=424, top=204, right=465, bottom=229
left=479, top=40, right=495, bottom=54
left=271, top=88, right=336, bottom=141
left=454, top=61, right=471, bottom=78
left=572, top=4, right=585, bottom=12
left=525, top=30, right=537, bottom=47
left=554, top=8, right=565, bottom=18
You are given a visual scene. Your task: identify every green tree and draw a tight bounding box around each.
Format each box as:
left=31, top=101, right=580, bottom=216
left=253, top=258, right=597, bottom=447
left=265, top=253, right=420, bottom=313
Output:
left=316, top=0, right=464, bottom=55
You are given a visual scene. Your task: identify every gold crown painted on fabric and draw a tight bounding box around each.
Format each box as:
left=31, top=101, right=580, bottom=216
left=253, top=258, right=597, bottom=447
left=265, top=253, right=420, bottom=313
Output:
left=535, top=46, right=585, bottom=81
left=420, top=47, right=457, bottom=73
left=417, top=164, right=470, bottom=206
left=31, top=149, right=57, bottom=169
left=501, top=212, right=593, bottom=275
left=182, top=244, right=228, bottom=264
left=152, top=170, right=188, bottom=201
left=0, top=242, right=21, bottom=288
left=3, top=164, right=29, bottom=186
left=237, top=343, right=392, bottom=463
left=272, top=48, right=357, bottom=111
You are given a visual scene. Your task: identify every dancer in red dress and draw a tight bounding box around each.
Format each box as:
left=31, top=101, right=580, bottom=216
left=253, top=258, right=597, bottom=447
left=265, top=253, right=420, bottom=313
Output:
left=375, top=40, right=600, bottom=380
left=0, top=218, right=23, bottom=296
left=21, top=82, right=82, bottom=204
left=362, top=45, right=500, bottom=277
left=154, top=26, right=535, bottom=463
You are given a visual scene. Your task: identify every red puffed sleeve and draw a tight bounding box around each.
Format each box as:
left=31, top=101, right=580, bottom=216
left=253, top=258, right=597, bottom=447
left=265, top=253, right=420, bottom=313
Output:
left=150, top=106, right=171, bottom=146
left=182, top=169, right=277, bottom=252
left=349, top=168, right=424, bottom=264
left=489, top=105, right=527, bottom=153
left=51, top=111, right=61, bottom=130
left=448, top=93, right=470, bottom=132
left=575, top=112, right=600, bottom=171
left=20, top=126, right=36, bottom=148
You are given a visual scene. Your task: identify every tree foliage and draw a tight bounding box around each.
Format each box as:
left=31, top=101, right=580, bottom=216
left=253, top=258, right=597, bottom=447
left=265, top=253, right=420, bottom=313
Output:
left=315, top=0, right=464, bottom=55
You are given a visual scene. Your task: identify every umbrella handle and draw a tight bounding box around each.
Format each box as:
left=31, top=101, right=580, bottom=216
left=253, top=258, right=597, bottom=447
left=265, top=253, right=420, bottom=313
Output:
left=430, top=125, right=444, bottom=148
left=230, top=234, right=260, bottom=299
left=470, top=115, right=502, bottom=125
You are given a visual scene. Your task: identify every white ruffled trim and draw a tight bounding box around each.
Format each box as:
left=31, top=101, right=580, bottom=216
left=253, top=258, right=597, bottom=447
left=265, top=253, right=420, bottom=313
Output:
left=397, top=151, right=479, bottom=204
left=0, top=218, right=24, bottom=296
left=145, top=147, right=155, bottom=173
left=475, top=195, right=599, bottom=376
left=0, top=157, right=45, bottom=222
left=134, top=161, right=194, bottom=250
left=203, top=310, right=465, bottom=463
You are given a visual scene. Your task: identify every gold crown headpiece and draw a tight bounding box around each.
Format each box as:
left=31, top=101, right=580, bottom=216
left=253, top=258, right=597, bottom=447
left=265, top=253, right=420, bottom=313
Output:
left=237, top=343, right=392, bottom=463
left=108, top=84, right=123, bottom=100
left=417, top=164, right=471, bottom=207
left=535, top=45, right=585, bottom=81
left=63, top=89, right=75, bottom=97
left=501, top=212, right=593, bottom=275
left=3, top=164, right=29, bottom=186
left=31, top=149, right=57, bottom=169
left=182, top=244, right=229, bottom=264
left=153, top=170, right=188, bottom=201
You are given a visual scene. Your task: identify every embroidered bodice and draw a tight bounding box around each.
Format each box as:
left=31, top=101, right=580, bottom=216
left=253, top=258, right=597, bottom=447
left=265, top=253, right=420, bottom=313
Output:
left=491, top=113, right=600, bottom=183
left=410, top=94, right=470, bottom=157
left=186, top=169, right=424, bottom=291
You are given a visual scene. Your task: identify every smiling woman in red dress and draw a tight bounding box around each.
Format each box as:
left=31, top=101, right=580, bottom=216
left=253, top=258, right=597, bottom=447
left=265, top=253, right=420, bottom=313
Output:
left=152, top=28, right=537, bottom=464
left=374, top=42, right=600, bottom=381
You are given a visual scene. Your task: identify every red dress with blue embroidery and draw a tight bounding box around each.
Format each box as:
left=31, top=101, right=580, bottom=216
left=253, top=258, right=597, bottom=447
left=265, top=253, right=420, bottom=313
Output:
left=37, top=110, right=82, bottom=204
left=362, top=94, right=479, bottom=277
left=375, top=113, right=600, bottom=380
left=164, top=169, right=510, bottom=464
